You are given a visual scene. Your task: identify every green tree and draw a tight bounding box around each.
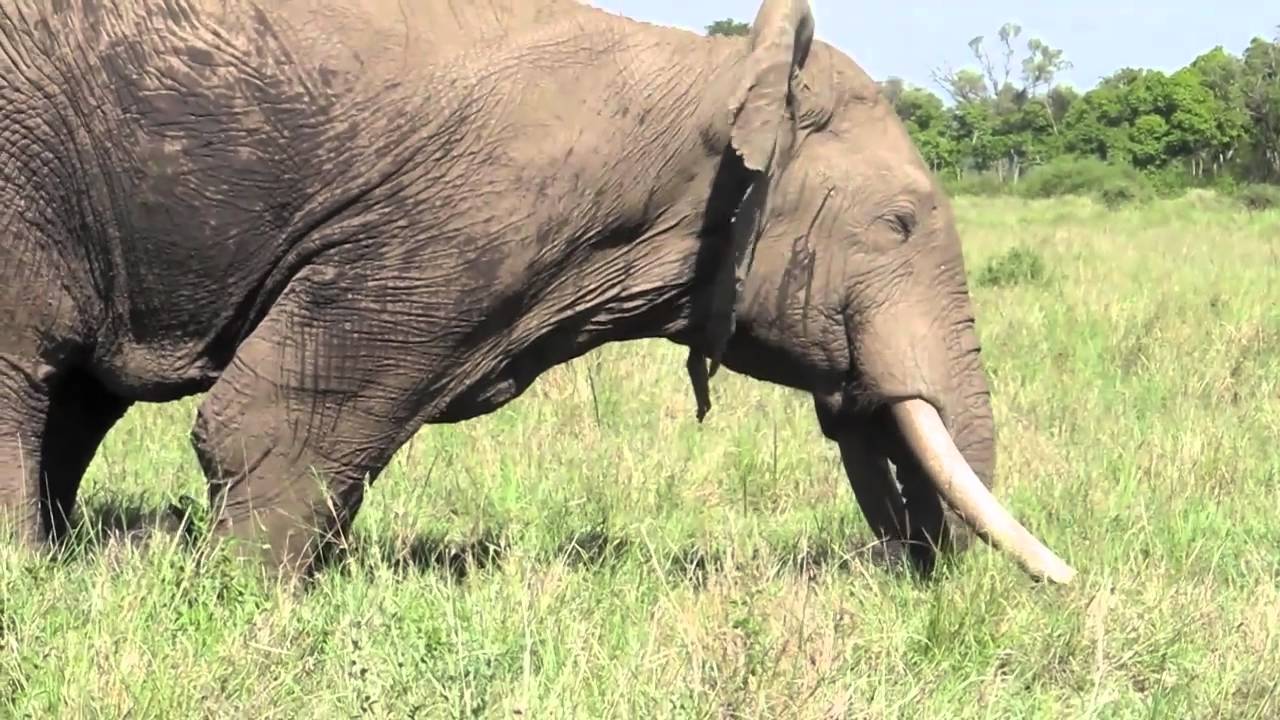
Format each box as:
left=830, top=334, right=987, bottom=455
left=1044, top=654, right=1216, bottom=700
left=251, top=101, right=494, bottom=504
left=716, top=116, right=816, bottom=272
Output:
left=842, top=15, right=1280, bottom=192
left=879, top=77, right=906, bottom=107
left=1046, top=85, right=1080, bottom=127
left=1062, top=67, right=1231, bottom=175
left=1023, top=38, right=1075, bottom=132
left=1241, top=35, right=1280, bottom=181
left=934, top=24, right=1071, bottom=119
left=706, top=18, right=750, bottom=37
left=1187, top=48, right=1250, bottom=175
left=994, top=100, right=1060, bottom=179
left=948, top=101, right=1001, bottom=174
left=1061, top=82, right=1133, bottom=163
left=893, top=86, right=959, bottom=173
left=929, top=23, right=1074, bottom=181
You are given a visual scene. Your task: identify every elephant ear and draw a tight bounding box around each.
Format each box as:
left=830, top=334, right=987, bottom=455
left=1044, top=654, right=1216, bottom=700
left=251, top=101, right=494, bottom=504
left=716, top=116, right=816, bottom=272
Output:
left=688, top=0, right=814, bottom=421
left=729, top=0, right=815, bottom=173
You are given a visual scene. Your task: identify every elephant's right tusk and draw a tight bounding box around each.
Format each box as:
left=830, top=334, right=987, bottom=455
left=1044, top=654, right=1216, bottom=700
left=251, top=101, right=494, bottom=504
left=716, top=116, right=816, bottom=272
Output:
left=889, top=399, right=1077, bottom=585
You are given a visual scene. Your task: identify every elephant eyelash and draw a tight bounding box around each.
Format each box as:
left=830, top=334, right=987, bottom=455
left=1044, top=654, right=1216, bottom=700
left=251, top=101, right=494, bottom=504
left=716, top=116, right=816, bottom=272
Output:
left=886, top=213, right=915, bottom=241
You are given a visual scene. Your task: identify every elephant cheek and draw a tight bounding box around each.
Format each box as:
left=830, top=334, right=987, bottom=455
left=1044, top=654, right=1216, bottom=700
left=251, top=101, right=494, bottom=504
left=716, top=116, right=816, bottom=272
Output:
left=848, top=307, right=952, bottom=410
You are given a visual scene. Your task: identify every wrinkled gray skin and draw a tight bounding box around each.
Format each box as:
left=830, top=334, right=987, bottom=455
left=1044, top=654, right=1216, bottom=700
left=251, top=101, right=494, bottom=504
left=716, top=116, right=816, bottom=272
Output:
left=0, top=0, right=993, bottom=578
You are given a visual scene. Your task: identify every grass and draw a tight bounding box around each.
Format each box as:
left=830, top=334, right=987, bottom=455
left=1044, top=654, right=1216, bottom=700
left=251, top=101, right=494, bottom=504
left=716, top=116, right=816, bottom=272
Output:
left=3, top=195, right=1279, bottom=718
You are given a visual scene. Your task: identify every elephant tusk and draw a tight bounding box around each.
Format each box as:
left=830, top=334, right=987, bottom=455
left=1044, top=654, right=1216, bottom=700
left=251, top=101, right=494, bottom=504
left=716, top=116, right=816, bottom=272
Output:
left=889, top=399, right=1077, bottom=585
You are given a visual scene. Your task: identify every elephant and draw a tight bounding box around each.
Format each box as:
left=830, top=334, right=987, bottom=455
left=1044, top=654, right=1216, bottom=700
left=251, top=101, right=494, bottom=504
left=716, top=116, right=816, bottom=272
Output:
left=0, top=0, right=1075, bottom=584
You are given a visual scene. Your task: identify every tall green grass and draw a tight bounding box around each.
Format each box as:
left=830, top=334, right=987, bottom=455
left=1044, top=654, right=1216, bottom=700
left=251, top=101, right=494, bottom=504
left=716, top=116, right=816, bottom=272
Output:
left=2, top=195, right=1278, bottom=717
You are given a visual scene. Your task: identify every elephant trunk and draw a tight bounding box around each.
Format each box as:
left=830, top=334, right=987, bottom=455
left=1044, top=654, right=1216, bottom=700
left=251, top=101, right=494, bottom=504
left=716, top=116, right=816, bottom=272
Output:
left=943, top=323, right=998, bottom=507
left=853, top=279, right=1072, bottom=582
left=889, top=398, right=1076, bottom=584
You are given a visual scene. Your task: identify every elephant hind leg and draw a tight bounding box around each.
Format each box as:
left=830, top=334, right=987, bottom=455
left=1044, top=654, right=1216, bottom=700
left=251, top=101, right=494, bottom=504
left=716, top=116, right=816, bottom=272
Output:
left=40, top=368, right=131, bottom=541
left=0, top=355, right=53, bottom=544
left=0, top=218, right=125, bottom=545
left=0, top=359, right=129, bottom=546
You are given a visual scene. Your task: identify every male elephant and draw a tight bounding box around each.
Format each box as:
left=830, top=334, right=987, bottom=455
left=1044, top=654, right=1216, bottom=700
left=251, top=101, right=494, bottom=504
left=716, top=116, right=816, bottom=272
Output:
left=0, top=0, right=1074, bottom=583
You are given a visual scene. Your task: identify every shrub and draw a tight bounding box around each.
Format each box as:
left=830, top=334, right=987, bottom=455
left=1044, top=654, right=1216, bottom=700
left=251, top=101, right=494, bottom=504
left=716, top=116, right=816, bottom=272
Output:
left=944, top=171, right=1011, bottom=197
left=1096, top=179, right=1148, bottom=209
left=1180, top=187, right=1236, bottom=212
left=1145, top=166, right=1196, bottom=198
left=975, top=246, right=1048, bottom=289
left=1016, top=157, right=1152, bottom=206
left=1235, top=183, right=1280, bottom=212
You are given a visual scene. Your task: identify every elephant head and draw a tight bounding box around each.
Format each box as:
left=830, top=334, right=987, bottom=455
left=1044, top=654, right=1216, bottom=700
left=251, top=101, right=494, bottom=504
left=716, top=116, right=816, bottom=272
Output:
left=684, top=0, right=1075, bottom=584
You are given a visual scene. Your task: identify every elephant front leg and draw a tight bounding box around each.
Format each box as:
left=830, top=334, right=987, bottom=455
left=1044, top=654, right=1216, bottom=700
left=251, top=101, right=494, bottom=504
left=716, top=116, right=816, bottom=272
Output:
left=190, top=272, right=430, bottom=580
left=191, top=393, right=369, bottom=578
left=834, top=433, right=916, bottom=569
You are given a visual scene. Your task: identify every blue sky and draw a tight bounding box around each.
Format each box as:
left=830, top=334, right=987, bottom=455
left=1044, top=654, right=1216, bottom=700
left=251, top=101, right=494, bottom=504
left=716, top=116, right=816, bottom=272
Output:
left=588, top=1, right=1271, bottom=93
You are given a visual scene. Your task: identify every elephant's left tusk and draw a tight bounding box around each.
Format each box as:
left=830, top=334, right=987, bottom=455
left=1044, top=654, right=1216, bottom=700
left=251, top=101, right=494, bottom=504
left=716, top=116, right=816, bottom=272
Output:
left=890, top=398, right=1077, bottom=585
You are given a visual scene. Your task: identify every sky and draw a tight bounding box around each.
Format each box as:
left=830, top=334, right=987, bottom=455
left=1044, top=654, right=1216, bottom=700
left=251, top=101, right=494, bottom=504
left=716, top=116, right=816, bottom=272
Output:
left=588, top=1, right=1272, bottom=94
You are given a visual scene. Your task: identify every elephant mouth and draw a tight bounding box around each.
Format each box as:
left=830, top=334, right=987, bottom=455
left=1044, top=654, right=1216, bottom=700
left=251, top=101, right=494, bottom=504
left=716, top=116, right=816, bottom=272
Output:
left=887, top=398, right=1076, bottom=584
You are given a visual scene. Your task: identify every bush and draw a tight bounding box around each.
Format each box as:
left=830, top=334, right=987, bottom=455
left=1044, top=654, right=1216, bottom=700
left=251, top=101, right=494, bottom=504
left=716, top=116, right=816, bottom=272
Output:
left=1180, top=187, right=1237, bottom=212
left=1145, top=166, right=1196, bottom=198
left=975, top=246, right=1048, bottom=289
left=943, top=171, right=1011, bottom=197
left=1016, top=157, right=1153, bottom=206
left=1096, top=179, right=1148, bottom=209
left=1235, top=184, right=1280, bottom=211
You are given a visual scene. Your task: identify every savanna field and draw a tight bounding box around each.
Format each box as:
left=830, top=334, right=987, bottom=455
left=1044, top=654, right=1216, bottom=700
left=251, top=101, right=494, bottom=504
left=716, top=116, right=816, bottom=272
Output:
left=2, top=194, right=1277, bottom=718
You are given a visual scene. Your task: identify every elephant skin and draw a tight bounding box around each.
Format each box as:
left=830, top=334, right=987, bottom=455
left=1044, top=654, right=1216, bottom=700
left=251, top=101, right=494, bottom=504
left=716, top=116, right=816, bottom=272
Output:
left=0, top=0, right=1072, bottom=582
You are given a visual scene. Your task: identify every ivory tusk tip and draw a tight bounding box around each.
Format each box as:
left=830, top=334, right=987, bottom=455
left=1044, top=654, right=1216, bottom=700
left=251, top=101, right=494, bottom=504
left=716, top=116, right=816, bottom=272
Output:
left=888, top=398, right=1078, bottom=586
left=1033, top=557, right=1077, bottom=585
left=1047, top=567, right=1077, bottom=585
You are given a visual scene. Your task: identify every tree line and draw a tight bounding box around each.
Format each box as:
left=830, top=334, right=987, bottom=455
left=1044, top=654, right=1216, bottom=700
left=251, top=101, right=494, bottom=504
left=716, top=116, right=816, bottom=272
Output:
left=706, top=18, right=1280, bottom=195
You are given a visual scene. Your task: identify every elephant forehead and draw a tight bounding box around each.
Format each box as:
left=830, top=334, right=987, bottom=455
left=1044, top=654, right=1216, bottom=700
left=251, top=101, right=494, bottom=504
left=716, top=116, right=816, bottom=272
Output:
left=776, top=157, right=929, bottom=223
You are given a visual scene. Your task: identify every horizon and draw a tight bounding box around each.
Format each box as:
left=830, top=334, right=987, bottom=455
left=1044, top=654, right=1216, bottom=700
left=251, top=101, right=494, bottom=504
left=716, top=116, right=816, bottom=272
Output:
left=588, top=1, right=1274, bottom=94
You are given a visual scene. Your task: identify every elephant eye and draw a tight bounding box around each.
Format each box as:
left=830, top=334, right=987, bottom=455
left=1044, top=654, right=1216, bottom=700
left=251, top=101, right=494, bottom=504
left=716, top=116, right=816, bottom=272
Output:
left=886, top=213, right=915, bottom=241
